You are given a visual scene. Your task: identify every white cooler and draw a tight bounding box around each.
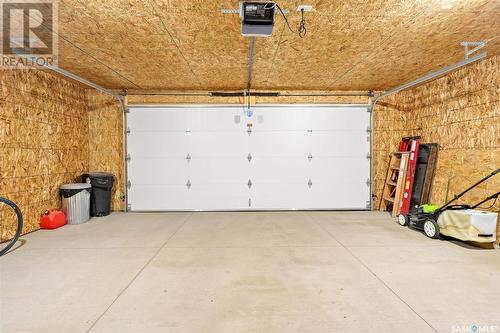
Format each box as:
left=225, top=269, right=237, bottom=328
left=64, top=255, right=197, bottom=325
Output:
left=438, top=209, right=498, bottom=243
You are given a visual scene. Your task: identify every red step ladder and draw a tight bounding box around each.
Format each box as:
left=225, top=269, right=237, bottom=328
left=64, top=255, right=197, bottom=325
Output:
left=399, top=136, right=421, bottom=215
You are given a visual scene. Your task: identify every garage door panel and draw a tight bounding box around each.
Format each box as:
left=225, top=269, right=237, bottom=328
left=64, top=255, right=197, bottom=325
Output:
left=307, top=108, right=369, bottom=130
left=252, top=107, right=369, bottom=131
left=128, top=132, right=189, bottom=157
left=186, top=108, right=246, bottom=131
left=308, top=132, right=369, bottom=156
left=250, top=183, right=310, bottom=209
left=188, top=132, right=248, bottom=156
left=251, top=132, right=309, bottom=156
left=129, top=108, right=245, bottom=132
left=310, top=157, right=370, bottom=182
left=129, top=158, right=188, bottom=185
left=128, top=108, right=190, bottom=131
left=128, top=185, right=191, bottom=211
left=189, top=158, right=249, bottom=183
left=189, top=184, right=249, bottom=210
left=309, top=182, right=369, bottom=209
left=252, top=108, right=308, bottom=131
left=251, top=157, right=309, bottom=182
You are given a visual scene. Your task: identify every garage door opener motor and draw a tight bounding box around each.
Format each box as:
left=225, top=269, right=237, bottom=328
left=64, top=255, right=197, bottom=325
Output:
left=240, top=2, right=276, bottom=37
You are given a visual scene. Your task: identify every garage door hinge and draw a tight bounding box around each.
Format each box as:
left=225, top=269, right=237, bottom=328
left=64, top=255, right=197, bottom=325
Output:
left=247, top=127, right=252, bottom=136
left=308, top=153, right=313, bottom=162
left=123, top=107, right=130, bottom=114
left=366, top=152, right=371, bottom=160
left=247, top=179, right=252, bottom=189
left=366, top=178, right=371, bottom=187
left=308, top=179, right=313, bottom=188
left=247, top=153, right=252, bottom=162
left=127, top=180, right=131, bottom=189
left=126, top=154, right=131, bottom=162
left=366, top=200, right=371, bottom=209
left=186, top=180, right=191, bottom=189
left=186, top=154, right=191, bottom=162
left=367, top=107, right=372, bottom=113
left=248, top=198, right=252, bottom=207
left=127, top=203, right=132, bottom=211
left=366, top=126, right=371, bottom=133
left=126, top=127, right=131, bottom=135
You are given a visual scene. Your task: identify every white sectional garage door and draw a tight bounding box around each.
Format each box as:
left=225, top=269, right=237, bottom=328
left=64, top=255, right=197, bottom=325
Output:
left=126, top=105, right=371, bottom=211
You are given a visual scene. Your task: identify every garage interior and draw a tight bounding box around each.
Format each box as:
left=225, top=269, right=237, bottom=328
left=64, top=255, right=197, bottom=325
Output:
left=0, top=0, right=499, bottom=332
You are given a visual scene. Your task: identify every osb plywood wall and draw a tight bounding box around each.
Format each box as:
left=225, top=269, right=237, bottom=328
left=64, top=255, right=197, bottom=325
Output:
left=0, top=70, right=90, bottom=239
left=373, top=55, right=499, bottom=240
left=0, top=70, right=123, bottom=240
left=87, top=91, right=124, bottom=211
left=49, top=0, right=500, bottom=91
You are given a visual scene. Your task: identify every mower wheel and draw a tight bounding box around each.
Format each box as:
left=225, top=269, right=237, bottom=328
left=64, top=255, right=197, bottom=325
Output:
left=397, top=214, right=408, bottom=226
left=423, top=219, right=439, bottom=239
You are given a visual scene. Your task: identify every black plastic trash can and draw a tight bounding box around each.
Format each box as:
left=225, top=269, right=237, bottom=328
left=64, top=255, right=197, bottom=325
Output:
left=81, top=172, right=114, bottom=217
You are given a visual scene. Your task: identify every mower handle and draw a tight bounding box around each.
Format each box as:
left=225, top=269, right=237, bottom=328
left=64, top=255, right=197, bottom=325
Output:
left=471, top=191, right=500, bottom=209
left=436, top=168, right=499, bottom=214
left=445, top=204, right=471, bottom=210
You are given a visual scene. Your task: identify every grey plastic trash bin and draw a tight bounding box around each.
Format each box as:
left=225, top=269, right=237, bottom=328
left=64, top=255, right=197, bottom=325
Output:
left=60, top=183, right=91, bottom=225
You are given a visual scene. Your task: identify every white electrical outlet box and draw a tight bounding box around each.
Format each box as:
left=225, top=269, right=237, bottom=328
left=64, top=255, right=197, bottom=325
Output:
left=297, top=5, right=313, bottom=12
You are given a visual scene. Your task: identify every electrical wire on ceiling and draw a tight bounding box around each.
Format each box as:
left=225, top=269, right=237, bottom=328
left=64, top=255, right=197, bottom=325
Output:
left=271, top=2, right=307, bottom=38
left=297, top=8, right=307, bottom=37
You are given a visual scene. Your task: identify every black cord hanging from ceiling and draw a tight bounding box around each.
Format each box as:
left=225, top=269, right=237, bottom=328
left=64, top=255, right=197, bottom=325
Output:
left=275, top=3, right=307, bottom=38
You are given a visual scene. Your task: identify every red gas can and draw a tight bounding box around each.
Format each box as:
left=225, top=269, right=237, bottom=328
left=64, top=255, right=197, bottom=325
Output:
left=40, top=209, right=67, bottom=229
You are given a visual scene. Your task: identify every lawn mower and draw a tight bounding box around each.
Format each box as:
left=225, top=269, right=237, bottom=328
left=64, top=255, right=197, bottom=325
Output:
left=397, top=168, right=499, bottom=240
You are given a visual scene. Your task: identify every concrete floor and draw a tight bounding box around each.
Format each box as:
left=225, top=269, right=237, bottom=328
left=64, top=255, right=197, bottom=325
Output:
left=1, top=212, right=499, bottom=333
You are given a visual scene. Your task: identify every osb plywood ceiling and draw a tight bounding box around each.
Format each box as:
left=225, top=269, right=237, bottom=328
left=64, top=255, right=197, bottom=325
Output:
left=42, top=0, right=500, bottom=90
